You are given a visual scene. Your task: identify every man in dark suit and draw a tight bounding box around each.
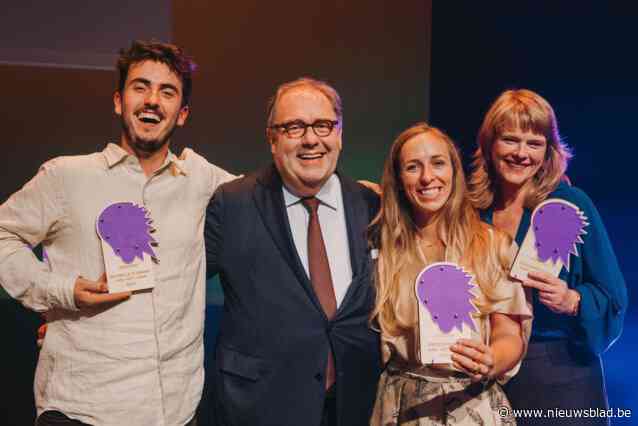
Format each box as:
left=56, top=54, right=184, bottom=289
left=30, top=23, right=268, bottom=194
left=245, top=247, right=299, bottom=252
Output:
left=204, top=77, right=381, bottom=426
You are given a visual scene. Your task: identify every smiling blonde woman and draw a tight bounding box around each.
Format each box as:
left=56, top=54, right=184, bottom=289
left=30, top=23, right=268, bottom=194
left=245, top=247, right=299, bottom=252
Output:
left=369, top=123, right=531, bottom=425
left=469, top=89, right=627, bottom=426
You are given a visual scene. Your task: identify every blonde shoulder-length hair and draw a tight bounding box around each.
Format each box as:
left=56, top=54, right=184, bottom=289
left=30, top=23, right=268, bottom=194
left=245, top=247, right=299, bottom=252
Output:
left=468, top=89, right=573, bottom=209
left=369, top=123, right=511, bottom=337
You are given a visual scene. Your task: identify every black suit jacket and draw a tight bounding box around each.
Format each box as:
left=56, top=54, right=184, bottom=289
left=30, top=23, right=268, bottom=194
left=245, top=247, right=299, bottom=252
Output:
left=204, top=165, right=381, bottom=426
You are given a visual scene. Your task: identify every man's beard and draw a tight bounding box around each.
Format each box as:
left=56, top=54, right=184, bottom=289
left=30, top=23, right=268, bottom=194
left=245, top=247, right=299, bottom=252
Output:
left=121, top=118, right=177, bottom=157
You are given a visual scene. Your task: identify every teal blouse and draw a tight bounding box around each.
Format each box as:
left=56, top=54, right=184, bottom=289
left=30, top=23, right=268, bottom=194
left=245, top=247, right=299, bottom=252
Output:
left=482, top=182, right=627, bottom=357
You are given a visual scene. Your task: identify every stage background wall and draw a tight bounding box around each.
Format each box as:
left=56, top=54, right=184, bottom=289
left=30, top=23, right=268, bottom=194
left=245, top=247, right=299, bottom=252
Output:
left=0, top=0, right=171, bottom=69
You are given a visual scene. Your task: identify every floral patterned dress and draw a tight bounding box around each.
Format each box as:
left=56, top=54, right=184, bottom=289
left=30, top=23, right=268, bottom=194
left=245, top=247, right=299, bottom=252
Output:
left=370, top=250, right=532, bottom=426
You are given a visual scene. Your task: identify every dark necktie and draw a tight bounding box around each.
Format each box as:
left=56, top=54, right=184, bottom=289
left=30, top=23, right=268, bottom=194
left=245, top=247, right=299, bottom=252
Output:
left=301, top=197, right=337, bottom=389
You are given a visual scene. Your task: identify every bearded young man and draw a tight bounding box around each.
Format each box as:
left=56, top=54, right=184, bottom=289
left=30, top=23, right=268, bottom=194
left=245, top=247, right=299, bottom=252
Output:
left=0, top=40, right=234, bottom=426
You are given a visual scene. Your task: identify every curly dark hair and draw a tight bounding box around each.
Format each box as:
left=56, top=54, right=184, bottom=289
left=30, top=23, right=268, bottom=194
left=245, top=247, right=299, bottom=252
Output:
left=116, top=40, right=196, bottom=107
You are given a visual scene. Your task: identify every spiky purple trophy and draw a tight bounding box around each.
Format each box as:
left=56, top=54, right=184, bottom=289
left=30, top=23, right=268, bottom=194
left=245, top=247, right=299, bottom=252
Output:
left=416, top=263, right=477, bottom=333
left=97, top=202, right=157, bottom=264
left=532, top=201, right=588, bottom=269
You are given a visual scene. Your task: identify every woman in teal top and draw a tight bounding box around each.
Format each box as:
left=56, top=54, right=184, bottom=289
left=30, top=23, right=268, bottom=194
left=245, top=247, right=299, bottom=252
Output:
left=468, top=89, right=627, bottom=425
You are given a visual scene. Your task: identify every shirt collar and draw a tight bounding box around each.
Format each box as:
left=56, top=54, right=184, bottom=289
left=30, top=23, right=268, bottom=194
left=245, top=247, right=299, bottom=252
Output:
left=102, top=143, right=128, bottom=167
left=282, top=174, right=340, bottom=211
left=102, top=143, right=188, bottom=176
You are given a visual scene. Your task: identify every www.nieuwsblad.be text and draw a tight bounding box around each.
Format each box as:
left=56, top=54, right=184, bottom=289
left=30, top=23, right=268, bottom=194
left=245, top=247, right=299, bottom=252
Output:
left=498, top=406, right=632, bottom=420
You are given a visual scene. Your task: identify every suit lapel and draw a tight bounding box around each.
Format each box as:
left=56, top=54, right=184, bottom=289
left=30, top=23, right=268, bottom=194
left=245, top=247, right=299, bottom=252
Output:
left=336, top=173, right=371, bottom=313
left=254, top=165, right=325, bottom=315
left=339, top=173, right=367, bottom=276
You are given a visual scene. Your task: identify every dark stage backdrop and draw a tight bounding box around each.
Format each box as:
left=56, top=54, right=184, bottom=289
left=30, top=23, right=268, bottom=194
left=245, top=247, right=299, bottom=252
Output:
left=430, top=3, right=637, bottom=421
left=171, top=0, right=431, bottom=188
left=0, top=1, right=171, bottom=69
left=0, top=1, right=431, bottom=424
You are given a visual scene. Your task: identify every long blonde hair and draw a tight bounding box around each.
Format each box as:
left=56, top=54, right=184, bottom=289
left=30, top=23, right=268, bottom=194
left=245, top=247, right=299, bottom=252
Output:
left=370, top=123, right=512, bottom=337
left=468, top=89, right=572, bottom=209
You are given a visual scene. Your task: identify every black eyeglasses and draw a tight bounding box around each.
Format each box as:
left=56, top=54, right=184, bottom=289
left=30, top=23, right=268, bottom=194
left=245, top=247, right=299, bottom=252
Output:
left=269, top=119, right=339, bottom=138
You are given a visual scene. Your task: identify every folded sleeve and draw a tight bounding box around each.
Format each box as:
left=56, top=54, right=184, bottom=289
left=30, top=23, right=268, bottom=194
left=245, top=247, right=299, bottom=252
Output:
left=0, top=160, right=78, bottom=311
left=568, top=189, right=627, bottom=355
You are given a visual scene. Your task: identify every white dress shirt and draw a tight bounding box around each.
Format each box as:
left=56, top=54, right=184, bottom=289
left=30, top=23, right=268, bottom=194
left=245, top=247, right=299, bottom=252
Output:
left=0, top=143, right=235, bottom=426
left=282, top=174, right=353, bottom=307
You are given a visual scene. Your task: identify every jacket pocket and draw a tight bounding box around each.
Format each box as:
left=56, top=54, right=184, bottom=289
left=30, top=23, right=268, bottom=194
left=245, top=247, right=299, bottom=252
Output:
left=215, top=346, right=267, bottom=425
left=217, top=345, right=264, bottom=381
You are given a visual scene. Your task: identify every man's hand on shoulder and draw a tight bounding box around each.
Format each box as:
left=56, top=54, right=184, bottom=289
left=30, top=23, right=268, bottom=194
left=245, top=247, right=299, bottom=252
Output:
left=74, top=273, right=131, bottom=309
left=357, top=180, right=381, bottom=196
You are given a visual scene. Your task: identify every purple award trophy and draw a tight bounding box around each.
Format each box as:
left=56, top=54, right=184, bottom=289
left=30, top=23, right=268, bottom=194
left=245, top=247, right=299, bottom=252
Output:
left=511, top=199, right=588, bottom=280
left=96, top=202, right=158, bottom=293
left=414, top=262, right=479, bottom=364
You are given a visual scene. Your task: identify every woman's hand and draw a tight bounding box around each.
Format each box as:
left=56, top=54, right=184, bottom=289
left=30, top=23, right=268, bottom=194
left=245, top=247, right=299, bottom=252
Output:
left=523, top=271, right=580, bottom=315
left=451, top=313, right=525, bottom=382
left=450, top=339, right=494, bottom=382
